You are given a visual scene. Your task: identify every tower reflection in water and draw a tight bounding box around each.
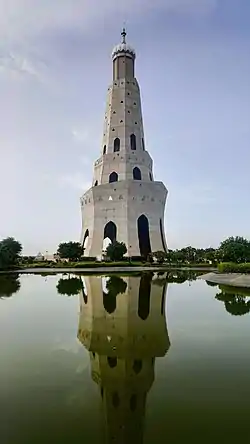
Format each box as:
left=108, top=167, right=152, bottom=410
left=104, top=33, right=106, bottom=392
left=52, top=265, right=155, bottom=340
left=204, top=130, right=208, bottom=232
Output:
left=77, top=273, right=170, bottom=444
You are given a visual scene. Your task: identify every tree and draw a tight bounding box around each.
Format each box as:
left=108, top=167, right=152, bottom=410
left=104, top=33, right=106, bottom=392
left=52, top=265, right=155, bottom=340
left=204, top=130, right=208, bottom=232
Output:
left=153, top=251, right=167, bottom=264
left=57, top=242, right=83, bottom=262
left=216, top=292, right=250, bottom=316
left=0, top=237, right=22, bottom=269
left=0, top=274, right=21, bottom=298
left=217, top=236, right=250, bottom=264
left=56, top=276, right=83, bottom=296
left=106, top=241, right=127, bottom=261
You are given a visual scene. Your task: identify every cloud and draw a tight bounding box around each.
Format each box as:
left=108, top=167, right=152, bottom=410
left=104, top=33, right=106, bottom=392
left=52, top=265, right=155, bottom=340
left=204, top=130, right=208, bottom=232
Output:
left=0, top=51, right=45, bottom=80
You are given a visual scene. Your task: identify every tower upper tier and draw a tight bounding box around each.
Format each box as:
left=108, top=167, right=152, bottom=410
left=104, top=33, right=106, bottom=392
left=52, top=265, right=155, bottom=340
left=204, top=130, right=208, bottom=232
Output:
left=112, top=28, right=136, bottom=80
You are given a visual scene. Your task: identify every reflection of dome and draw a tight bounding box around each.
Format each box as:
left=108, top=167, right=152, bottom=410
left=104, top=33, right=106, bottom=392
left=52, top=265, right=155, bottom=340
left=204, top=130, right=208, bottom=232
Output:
left=77, top=274, right=170, bottom=444
left=111, top=28, right=136, bottom=61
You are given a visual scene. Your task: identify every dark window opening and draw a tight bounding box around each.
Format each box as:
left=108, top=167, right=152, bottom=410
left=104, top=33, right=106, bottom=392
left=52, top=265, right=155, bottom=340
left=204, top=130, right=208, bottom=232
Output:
left=109, top=172, right=118, bottom=183
left=101, top=387, right=104, bottom=398
left=128, top=110, right=130, bottom=113
left=133, top=360, right=142, bottom=374
left=142, top=138, right=145, bottom=151
left=137, top=215, right=151, bottom=258
left=149, top=172, right=153, bottom=181
left=121, top=100, right=124, bottom=103
left=133, top=167, right=141, bottom=180
left=113, top=111, right=116, bottom=114
left=112, top=128, right=115, bottom=131
left=130, top=134, right=136, bottom=151
left=103, top=145, right=107, bottom=155
left=120, top=120, right=123, bottom=123
left=138, top=273, right=152, bottom=320
left=134, top=102, right=137, bottom=105
left=114, top=138, right=120, bottom=152
left=94, top=180, right=98, bottom=186
left=135, top=122, right=137, bottom=125
left=107, top=356, right=117, bottom=368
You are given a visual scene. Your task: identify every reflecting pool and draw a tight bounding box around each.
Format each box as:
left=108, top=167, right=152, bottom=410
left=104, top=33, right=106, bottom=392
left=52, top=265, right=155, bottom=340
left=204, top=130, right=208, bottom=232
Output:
left=1, top=272, right=250, bottom=443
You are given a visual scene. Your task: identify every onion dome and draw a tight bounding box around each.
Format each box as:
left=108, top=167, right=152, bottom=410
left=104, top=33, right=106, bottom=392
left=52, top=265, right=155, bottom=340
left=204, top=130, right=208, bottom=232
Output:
left=112, top=28, right=136, bottom=61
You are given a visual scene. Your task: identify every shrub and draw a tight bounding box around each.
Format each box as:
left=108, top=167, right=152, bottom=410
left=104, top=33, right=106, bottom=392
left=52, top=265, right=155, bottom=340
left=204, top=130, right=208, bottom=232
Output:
left=218, top=262, right=250, bottom=274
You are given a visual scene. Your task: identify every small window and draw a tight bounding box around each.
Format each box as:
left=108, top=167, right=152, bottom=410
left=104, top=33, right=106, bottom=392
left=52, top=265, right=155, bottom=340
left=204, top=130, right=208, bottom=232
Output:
left=142, top=138, right=145, bottom=151
left=134, top=102, right=136, bottom=105
left=112, top=128, right=115, bottom=132
left=120, top=120, right=123, bottom=123
left=135, top=122, right=137, bottom=125
left=149, top=172, right=153, bottom=181
left=94, top=180, right=98, bottom=186
left=114, top=138, right=120, bottom=152
left=130, top=134, right=136, bottom=151
left=121, top=100, right=124, bottom=103
left=113, top=111, right=116, bottom=114
left=107, top=357, right=117, bottom=368
left=109, top=172, right=118, bottom=183
left=133, top=167, right=141, bottom=180
left=103, top=145, right=107, bottom=155
left=127, top=92, right=130, bottom=95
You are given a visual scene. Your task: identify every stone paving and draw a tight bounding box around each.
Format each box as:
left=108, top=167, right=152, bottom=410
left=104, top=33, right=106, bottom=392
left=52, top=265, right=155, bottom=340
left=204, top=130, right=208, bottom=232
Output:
left=199, top=272, right=250, bottom=288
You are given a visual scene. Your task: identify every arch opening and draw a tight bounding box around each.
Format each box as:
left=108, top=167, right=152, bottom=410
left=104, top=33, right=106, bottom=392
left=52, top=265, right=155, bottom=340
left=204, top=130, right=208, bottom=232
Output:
left=94, top=180, right=98, bottom=186
left=149, top=172, right=153, bottom=181
left=137, top=215, right=151, bottom=257
left=114, top=138, right=120, bottom=152
left=138, top=273, right=152, bottom=320
left=109, top=171, right=118, bottom=183
left=103, top=145, right=107, bottom=155
left=107, top=356, right=117, bottom=368
left=133, top=167, right=142, bottom=180
left=130, top=134, right=136, bottom=151
left=142, top=138, right=145, bottom=151
left=83, top=229, right=89, bottom=252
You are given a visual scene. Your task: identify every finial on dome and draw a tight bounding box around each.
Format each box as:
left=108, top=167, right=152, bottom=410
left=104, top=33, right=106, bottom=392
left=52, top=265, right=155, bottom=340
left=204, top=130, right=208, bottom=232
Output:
left=121, top=27, right=126, bottom=44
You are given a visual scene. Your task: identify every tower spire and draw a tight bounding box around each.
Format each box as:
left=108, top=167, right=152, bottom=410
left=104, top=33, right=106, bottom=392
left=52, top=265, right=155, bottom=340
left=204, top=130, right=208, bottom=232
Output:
left=121, top=27, right=126, bottom=44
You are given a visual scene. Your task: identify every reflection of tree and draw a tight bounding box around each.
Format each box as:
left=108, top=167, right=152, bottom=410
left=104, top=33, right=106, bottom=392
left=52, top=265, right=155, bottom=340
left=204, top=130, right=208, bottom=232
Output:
left=105, top=276, right=127, bottom=297
left=56, top=276, right=83, bottom=296
left=0, top=274, right=21, bottom=298
left=103, top=276, right=127, bottom=314
left=206, top=281, right=218, bottom=287
left=216, top=292, right=250, bottom=316
left=165, top=270, right=198, bottom=284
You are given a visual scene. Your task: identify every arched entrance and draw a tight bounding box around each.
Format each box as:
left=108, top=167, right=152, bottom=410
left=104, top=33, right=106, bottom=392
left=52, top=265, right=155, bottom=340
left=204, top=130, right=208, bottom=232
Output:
left=104, top=221, right=117, bottom=244
left=83, top=229, right=89, bottom=252
left=137, top=215, right=151, bottom=257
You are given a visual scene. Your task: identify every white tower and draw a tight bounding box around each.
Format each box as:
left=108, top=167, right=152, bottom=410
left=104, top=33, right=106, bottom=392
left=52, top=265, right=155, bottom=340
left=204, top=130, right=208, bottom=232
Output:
left=77, top=274, right=170, bottom=444
left=80, top=29, right=168, bottom=258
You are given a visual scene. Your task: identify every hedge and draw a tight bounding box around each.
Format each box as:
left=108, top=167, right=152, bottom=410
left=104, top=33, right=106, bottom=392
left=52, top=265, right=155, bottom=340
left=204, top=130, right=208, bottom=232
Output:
left=217, top=262, right=250, bottom=274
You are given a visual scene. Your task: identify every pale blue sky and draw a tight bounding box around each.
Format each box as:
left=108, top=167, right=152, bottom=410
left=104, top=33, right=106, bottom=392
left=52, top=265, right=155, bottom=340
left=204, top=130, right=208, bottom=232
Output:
left=0, top=0, right=249, bottom=255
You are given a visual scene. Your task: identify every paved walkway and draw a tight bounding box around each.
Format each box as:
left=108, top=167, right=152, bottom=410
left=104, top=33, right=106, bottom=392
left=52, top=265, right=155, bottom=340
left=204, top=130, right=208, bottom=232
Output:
left=199, top=272, right=250, bottom=288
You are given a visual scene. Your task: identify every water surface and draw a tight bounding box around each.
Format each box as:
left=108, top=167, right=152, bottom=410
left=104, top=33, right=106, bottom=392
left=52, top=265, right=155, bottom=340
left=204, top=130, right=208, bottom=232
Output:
left=1, top=272, right=250, bottom=443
